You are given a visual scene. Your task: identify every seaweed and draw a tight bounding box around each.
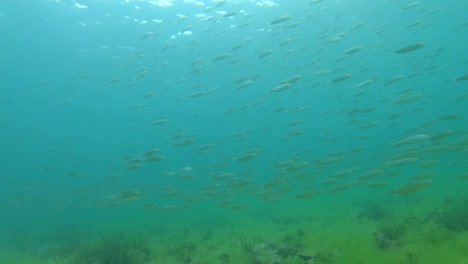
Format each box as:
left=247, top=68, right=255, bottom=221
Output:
left=406, top=252, right=419, bottom=264
left=402, top=197, right=468, bottom=232
left=403, top=209, right=440, bottom=225
left=165, top=240, right=197, bottom=264
left=72, top=233, right=153, bottom=264
left=298, top=252, right=334, bottom=264
left=237, top=235, right=281, bottom=264
left=433, top=198, right=468, bottom=231
left=314, top=251, right=335, bottom=264
left=238, top=235, right=261, bottom=259
left=358, top=202, right=392, bottom=221
left=275, top=245, right=298, bottom=259
left=373, top=219, right=407, bottom=249
left=218, top=252, right=230, bottom=264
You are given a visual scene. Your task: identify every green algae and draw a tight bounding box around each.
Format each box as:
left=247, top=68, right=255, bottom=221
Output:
left=2, top=192, right=468, bottom=264
left=72, top=233, right=153, bottom=264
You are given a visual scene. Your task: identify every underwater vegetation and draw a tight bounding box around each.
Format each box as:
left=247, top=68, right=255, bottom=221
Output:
left=312, top=252, right=335, bottom=264
left=433, top=197, right=468, bottom=232
left=235, top=232, right=337, bottom=264
left=279, top=229, right=307, bottom=251
left=72, top=233, right=153, bottom=264
left=237, top=234, right=307, bottom=264
left=403, top=197, right=468, bottom=232
left=357, top=202, right=393, bottom=221
left=298, top=252, right=335, bottom=264
left=238, top=235, right=264, bottom=263
left=275, top=244, right=299, bottom=259
left=165, top=239, right=198, bottom=264
left=373, top=218, right=407, bottom=249
left=218, top=252, right=230, bottom=264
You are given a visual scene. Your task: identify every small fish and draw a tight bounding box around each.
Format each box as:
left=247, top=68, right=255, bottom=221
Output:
left=158, top=206, right=179, bottom=211
left=419, top=160, right=440, bottom=168
left=387, top=157, right=418, bottom=167
left=384, top=171, right=401, bottom=177
left=235, top=153, right=258, bottom=161
left=143, top=92, right=156, bottom=99
left=152, top=119, right=169, bottom=125
left=258, top=49, right=274, bottom=59
left=402, top=2, right=420, bottom=11
left=323, top=33, right=346, bottom=44
left=237, top=80, right=254, bottom=90
left=121, top=62, right=132, bottom=68
left=395, top=134, right=428, bottom=144
left=197, top=144, right=214, bottom=151
left=455, top=73, right=468, bottom=81
left=357, top=170, right=384, bottom=180
left=188, top=91, right=205, bottom=97
left=354, top=80, right=373, bottom=88
left=287, top=120, right=302, bottom=126
left=264, top=177, right=288, bottom=187
left=144, top=156, right=165, bottom=162
left=438, top=113, right=460, bottom=120
left=233, top=76, right=250, bottom=84
left=392, top=151, right=418, bottom=161
left=359, top=107, right=376, bottom=113
left=395, top=42, right=425, bottom=53
left=134, top=70, right=149, bottom=79
left=330, top=169, right=356, bottom=178
left=429, top=130, right=454, bottom=140
left=287, top=129, right=304, bottom=137
left=309, top=0, right=323, bottom=4
left=212, top=53, right=231, bottom=61
left=273, top=106, right=286, bottom=112
left=140, top=149, right=160, bottom=156
left=230, top=204, right=248, bottom=210
left=393, top=93, right=422, bottom=104
left=137, top=32, right=154, bottom=40
left=174, top=139, right=195, bottom=146
left=283, top=22, right=301, bottom=29
left=108, top=78, right=121, bottom=84
left=363, top=181, right=389, bottom=188
left=359, top=121, right=378, bottom=129
left=343, top=46, right=363, bottom=55
left=270, top=15, right=292, bottom=25
left=350, top=22, right=365, bottom=31
left=169, top=167, right=192, bottom=176
left=180, top=25, right=194, bottom=34
left=141, top=204, right=157, bottom=209
left=404, top=20, right=423, bottom=29
left=280, top=75, right=302, bottom=84
left=213, top=0, right=227, bottom=9
left=295, top=190, right=321, bottom=198
left=331, top=74, right=352, bottom=83
left=223, top=11, right=239, bottom=18
left=216, top=199, right=234, bottom=206
left=312, top=70, right=331, bottom=76
left=389, top=179, right=432, bottom=194
left=285, top=161, right=310, bottom=171
left=269, top=83, right=291, bottom=93
left=227, top=179, right=251, bottom=187
left=409, top=171, right=436, bottom=181
left=68, top=172, right=84, bottom=177
left=168, top=133, right=188, bottom=140
left=200, top=16, right=215, bottom=22
left=384, top=75, right=405, bottom=86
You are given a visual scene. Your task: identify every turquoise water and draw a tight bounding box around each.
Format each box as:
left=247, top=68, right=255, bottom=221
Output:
left=1, top=0, right=467, bottom=263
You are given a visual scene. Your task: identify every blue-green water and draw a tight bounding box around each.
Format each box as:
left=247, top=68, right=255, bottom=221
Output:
left=1, top=0, right=467, bottom=263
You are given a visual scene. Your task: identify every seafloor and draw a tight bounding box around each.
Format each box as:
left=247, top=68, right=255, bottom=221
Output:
left=1, top=183, right=467, bottom=264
